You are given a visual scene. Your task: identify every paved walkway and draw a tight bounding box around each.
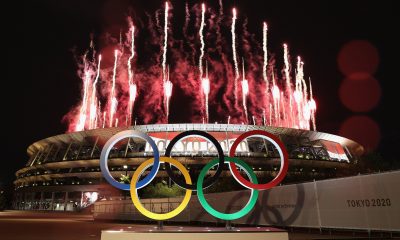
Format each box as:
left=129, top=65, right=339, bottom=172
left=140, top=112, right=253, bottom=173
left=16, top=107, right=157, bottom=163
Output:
left=0, top=211, right=398, bottom=240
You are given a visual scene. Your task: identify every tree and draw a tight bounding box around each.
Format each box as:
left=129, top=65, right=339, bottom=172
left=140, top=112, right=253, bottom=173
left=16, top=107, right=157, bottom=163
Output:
left=140, top=181, right=185, bottom=199
left=119, top=174, right=131, bottom=184
left=359, top=151, right=391, bottom=172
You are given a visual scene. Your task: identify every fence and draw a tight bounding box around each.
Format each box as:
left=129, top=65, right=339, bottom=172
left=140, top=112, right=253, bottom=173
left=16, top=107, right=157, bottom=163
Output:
left=94, top=170, right=400, bottom=232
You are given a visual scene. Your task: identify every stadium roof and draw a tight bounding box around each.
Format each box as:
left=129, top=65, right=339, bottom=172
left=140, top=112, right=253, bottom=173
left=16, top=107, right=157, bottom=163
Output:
left=27, top=123, right=364, bottom=156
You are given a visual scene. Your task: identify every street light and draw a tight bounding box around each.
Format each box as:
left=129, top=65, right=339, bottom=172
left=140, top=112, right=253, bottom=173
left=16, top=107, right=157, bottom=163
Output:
left=123, top=165, right=128, bottom=176
left=123, top=165, right=128, bottom=200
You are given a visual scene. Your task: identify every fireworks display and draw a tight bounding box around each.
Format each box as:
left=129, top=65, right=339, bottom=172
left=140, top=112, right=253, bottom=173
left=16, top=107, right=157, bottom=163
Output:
left=64, top=1, right=317, bottom=132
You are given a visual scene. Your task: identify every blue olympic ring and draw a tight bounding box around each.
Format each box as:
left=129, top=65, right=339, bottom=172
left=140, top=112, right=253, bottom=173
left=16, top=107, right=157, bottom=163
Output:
left=99, top=130, right=160, bottom=190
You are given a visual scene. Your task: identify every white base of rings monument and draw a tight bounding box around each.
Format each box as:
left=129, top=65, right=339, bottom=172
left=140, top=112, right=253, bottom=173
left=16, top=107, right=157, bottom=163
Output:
left=101, top=226, right=288, bottom=240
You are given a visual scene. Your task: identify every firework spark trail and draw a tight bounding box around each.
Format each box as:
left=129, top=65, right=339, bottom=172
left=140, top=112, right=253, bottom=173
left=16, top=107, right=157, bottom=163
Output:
left=283, top=44, right=291, bottom=88
left=262, top=22, right=270, bottom=126
left=109, top=50, right=119, bottom=127
left=271, top=71, right=280, bottom=125
left=182, top=2, right=196, bottom=64
left=309, top=79, right=317, bottom=130
left=241, top=59, right=249, bottom=123
left=199, top=3, right=206, bottom=79
left=128, top=84, right=137, bottom=125
left=110, top=97, right=118, bottom=128
left=283, top=43, right=293, bottom=126
left=219, top=0, right=223, bottom=15
left=294, top=56, right=303, bottom=128
left=89, top=55, right=101, bottom=129
left=162, top=2, right=169, bottom=84
left=295, top=57, right=311, bottom=130
left=299, top=59, right=310, bottom=129
left=295, top=56, right=301, bottom=92
left=216, top=0, right=224, bottom=55
left=202, top=63, right=210, bottom=122
left=301, top=64, right=308, bottom=101
left=155, top=9, right=161, bottom=30
left=162, top=2, right=170, bottom=121
left=198, top=3, right=208, bottom=122
left=231, top=8, right=239, bottom=104
left=119, top=31, right=123, bottom=47
left=183, top=2, right=190, bottom=34
left=90, top=38, right=95, bottom=59
left=301, top=63, right=310, bottom=129
left=127, top=26, right=137, bottom=126
left=202, top=82, right=209, bottom=122
left=281, top=91, right=286, bottom=127
left=75, top=56, right=92, bottom=132
left=273, top=86, right=280, bottom=126
left=262, top=22, right=269, bottom=97
left=277, top=96, right=281, bottom=126
left=164, top=66, right=173, bottom=121
left=127, top=26, right=135, bottom=91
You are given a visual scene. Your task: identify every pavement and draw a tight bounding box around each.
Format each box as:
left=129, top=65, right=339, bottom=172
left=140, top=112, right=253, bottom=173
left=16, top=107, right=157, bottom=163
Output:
left=0, top=211, right=130, bottom=240
left=0, top=211, right=398, bottom=240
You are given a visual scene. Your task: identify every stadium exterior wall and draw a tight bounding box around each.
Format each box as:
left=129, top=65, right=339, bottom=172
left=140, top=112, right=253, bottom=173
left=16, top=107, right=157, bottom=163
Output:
left=13, top=124, right=364, bottom=211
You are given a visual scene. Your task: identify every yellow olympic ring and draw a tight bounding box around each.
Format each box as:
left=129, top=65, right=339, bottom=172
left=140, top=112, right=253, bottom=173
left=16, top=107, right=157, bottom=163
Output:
left=130, top=157, right=192, bottom=220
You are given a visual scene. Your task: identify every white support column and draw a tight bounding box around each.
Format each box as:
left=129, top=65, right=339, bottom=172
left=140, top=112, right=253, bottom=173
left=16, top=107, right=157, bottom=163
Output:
left=90, top=136, right=100, bottom=158
left=80, top=191, right=84, bottom=209
left=63, top=143, right=73, bottom=160
left=124, top=137, right=131, bottom=157
left=43, top=144, right=54, bottom=163
left=64, top=192, right=69, bottom=211
left=50, top=192, right=55, bottom=210
left=39, top=192, right=44, bottom=210
left=313, top=179, right=322, bottom=231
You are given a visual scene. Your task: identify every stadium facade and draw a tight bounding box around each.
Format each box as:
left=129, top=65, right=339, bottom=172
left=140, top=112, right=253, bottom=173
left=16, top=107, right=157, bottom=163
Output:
left=13, top=124, right=364, bottom=211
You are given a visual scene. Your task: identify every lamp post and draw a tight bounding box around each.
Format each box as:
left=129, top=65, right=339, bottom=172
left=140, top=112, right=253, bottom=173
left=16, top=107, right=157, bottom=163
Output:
left=123, top=165, right=128, bottom=176
left=123, top=165, right=128, bottom=200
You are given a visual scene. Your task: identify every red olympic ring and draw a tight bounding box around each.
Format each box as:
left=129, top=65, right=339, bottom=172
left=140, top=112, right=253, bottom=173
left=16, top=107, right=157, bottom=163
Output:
left=229, top=130, right=289, bottom=190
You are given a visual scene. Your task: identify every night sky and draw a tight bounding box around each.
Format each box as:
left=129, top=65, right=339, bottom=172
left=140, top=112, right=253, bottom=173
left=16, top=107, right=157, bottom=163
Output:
left=3, top=0, right=398, bottom=187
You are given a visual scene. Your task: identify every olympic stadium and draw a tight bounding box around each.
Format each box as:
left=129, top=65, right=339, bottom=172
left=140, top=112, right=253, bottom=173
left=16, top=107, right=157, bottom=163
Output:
left=13, top=123, right=363, bottom=211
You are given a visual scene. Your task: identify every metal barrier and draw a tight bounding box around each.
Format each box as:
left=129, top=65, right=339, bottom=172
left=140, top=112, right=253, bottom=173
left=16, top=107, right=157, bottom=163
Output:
left=94, top=170, right=400, bottom=232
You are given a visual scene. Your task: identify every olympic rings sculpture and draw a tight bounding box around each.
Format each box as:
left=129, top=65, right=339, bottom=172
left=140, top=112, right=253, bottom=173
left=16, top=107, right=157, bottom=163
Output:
left=100, top=129, right=289, bottom=221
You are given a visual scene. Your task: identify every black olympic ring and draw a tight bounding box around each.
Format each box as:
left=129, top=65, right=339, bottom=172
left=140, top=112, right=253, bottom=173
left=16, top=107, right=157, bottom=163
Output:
left=164, top=130, right=225, bottom=190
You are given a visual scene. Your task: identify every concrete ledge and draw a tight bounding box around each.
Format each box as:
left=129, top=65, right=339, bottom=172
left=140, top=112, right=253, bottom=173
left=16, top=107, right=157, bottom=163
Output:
left=101, top=226, right=288, bottom=240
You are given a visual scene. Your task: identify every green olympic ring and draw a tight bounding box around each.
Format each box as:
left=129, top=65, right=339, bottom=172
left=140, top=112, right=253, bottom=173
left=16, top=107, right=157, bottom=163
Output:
left=197, top=157, right=259, bottom=220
